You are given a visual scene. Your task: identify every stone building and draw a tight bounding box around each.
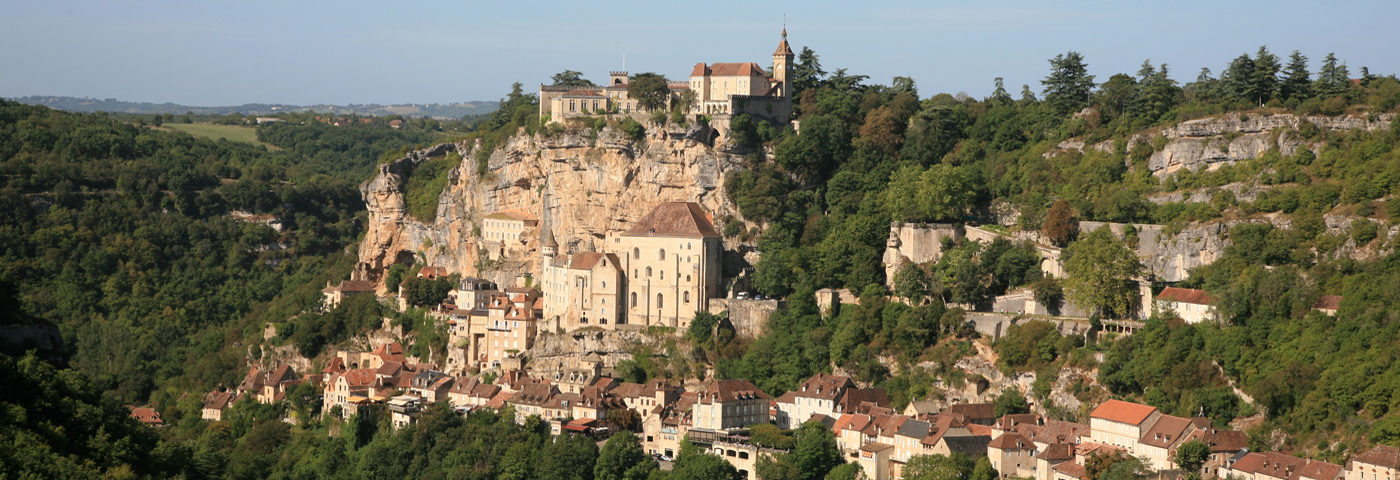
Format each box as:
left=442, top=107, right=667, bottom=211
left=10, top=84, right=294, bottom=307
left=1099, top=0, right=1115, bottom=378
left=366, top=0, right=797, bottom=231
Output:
left=540, top=229, right=625, bottom=330
left=690, top=379, right=770, bottom=433
left=538, top=30, right=794, bottom=124
left=609, top=202, right=723, bottom=329
left=1088, top=399, right=1161, bottom=452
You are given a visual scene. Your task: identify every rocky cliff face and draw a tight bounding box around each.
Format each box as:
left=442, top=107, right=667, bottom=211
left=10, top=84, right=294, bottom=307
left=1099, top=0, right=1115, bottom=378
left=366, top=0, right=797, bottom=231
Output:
left=1056, top=112, right=1394, bottom=177
left=356, top=123, right=747, bottom=291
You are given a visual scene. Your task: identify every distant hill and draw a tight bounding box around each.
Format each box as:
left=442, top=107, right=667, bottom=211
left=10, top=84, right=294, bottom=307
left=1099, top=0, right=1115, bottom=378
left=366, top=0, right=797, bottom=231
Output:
left=8, top=95, right=499, bottom=119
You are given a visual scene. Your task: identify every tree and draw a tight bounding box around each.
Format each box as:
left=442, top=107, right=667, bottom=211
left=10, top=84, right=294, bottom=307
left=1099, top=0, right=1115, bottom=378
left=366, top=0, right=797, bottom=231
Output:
left=793, top=47, right=827, bottom=96
left=825, top=463, right=866, bottom=480
left=499, top=442, right=537, bottom=480
left=1063, top=227, right=1143, bottom=318
left=1280, top=50, right=1312, bottom=101
left=993, top=389, right=1030, bottom=417
left=538, top=433, right=599, bottom=480
left=883, top=164, right=974, bottom=223
left=1042, top=199, right=1079, bottom=247
left=1251, top=46, right=1281, bottom=105
left=970, top=457, right=998, bottom=480
left=990, top=77, right=1012, bottom=105
left=1369, top=415, right=1400, bottom=447
left=1315, top=53, right=1351, bottom=97
left=1042, top=51, right=1095, bottom=116
left=1174, top=440, right=1210, bottom=477
left=595, top=431, right=657, bottom=480
left=670, top=452, right=738, bottom=480
left=1032, top=277, right=1064, bottom=316
left=789, top=420, right=844, bottom=480
left=904, top=453, right=974, bottom=480
left=552, top=70, right=596, bottom=87
left=1221, top=54, right=1256, bottom=103
left=628, top=73, right=671, bottom=112
left=894, top=263, right=931, bottom=303
left=1085, top=450, right=1147, bottom=480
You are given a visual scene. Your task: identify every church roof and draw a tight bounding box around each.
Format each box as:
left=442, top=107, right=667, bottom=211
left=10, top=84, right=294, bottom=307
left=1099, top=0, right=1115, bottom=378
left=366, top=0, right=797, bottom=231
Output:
left=569, top=252, right=619, bottom=271
left=542, top=229, right=558, bottom=249
left=690, top=62, right=768, bottom=78
left=624, top=202, right=720, bottom=238
left=774, top=28, right=793, bottom=56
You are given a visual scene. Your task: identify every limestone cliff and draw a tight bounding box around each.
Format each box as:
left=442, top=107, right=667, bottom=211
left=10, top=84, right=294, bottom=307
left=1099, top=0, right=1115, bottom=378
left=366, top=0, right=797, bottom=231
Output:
left=1054, top=112, right=1394, bottom=176
left=356, top=123, right=747, bottom=291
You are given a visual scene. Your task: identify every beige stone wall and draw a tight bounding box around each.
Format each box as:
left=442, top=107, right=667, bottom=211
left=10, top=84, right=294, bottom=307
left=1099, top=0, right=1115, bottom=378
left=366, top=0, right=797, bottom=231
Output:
left=610, top=234, right=720, bottom=329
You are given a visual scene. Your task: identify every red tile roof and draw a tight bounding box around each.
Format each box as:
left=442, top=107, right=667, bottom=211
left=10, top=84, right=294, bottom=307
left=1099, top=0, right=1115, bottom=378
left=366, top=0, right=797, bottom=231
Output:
left=989, top=432, right=1033, bottom=450
left=699, top=379, right=769, bottom=403
left=1157, top=287, right=1217, bottom=305
left=1352, top=445, right=1400, bottom=469
left=569, top=252, right=620, bottom=271
left=947, top=403, right=995, bottom=421
left=1138, top=414, right=1195, bottom=448
left=1090, top=399, right=1158, bottom=425
left=624, top=202, right=719, bottom=238
left=1054, top=462, right=1087, bottom=480
left=773, top=29, right=793, bottom=56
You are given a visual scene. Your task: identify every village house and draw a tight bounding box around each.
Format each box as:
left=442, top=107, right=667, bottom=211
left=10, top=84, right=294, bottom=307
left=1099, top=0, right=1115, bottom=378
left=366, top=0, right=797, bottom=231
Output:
left=691, top=379, right=770, bottom=433
left=1036, top=443, right=1077, bottom=480
left=388, top=395, right=424, bottom=430
left=773, top=373, right=891, bottom=429
left=321, top=278, right=374, bottom=308
left=990, top=414, right=1090, bottom=451
left=1089, top=399, right=1162, bottom=453
left=409, top=370, right=453, bottom=403
left=202, top=390, right=237, bottom=421
left=446, top=377, right=501, bottom=410
left=1347, top=445, right=1400, bottom=480
left=988, top=432, right=1038, bottom=478
left=236, top=364, right=302, bottom=404
left=128, top=406, right=163, bottom=427
left=1183, top=426, right=1248, bottom=478
left=1221, top=451, right=1344, bottom=480
left=1155, top=287, right=1219, bottom=324
left=1135, top=414, right=1207, bottom=471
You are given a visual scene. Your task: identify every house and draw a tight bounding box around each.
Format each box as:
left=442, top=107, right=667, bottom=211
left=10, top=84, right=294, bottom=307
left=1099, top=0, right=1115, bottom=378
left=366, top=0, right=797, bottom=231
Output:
left=1136, top=414, right=1206, bottom=471
left=1222, top=452, right=1344, bottom=480
left=992, top=414, right=1090, bottom=451
left=482, top=209, right=539, bottom=246
left=1053, top=461, right=1088, bottom=480
left=1313, top=295, right=1343, bottom=316
left=539, top=247, right=625, bottom=329
left=322, top=279, right=374, bottom=308
left=128, top=406, right=163, bottom=426
left=691, top=379, right=770, bottom=433
left=1089, top=399, right=1161, bottom=452
left=1346, top=445, right=1400, bottom=480
left=946, top=403, right=997, bottom=425
left=202, top=390, right=237, bottom=421
left=774, top=374, right=891, bottom=429
left=1036, top=443, right=1077, bottom=480
left=388, top=395, right=424, bottom=430
left=409, top=370, right=453, bottom=403
left=1155, top=287, right=1219, bottom=324
left=323, top=368, right=380, bottom=418
left=989, top=433, right=1038, bottom=478
left=446, top=377, right=501, bottom=409
left=1183, top=426, right=1248, bottom=478
left=238, top=364, right=301, bottom=404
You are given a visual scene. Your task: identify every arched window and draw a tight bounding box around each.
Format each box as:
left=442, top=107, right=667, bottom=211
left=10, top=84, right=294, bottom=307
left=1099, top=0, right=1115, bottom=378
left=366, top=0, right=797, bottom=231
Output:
left=646, top=267, right=652, bottom=277
left=684, top=291, right=690, bottom=303
left=686, top=274, right=691, bottom=282
left=633, top=247, right=639, bottom=259
left=657, top=293, right=664, bottom=309
left=601, top=281, right=607, bottom=289
left=631, top=292, right=637, bottom=307
left=659, top=249, right=666, bottom=260
left=660, top=271, right=664, bottom=280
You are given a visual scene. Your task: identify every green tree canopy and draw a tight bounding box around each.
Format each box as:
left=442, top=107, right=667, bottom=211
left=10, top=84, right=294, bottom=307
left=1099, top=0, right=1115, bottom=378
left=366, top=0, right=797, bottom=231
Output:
left=1063, top=227, right=1143, bottom=318
left=628, top=73, right=672, bottom=112
left=1042, top=51, right=1095, bottom=116
left=552, top=70, right=596, bottom=87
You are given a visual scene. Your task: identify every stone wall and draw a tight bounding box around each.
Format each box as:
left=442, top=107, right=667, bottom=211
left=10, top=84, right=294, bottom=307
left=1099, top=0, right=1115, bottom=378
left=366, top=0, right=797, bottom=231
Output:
left=883, top=222, right=961, bottom=286
left=707, top=298, right=780, bottom=338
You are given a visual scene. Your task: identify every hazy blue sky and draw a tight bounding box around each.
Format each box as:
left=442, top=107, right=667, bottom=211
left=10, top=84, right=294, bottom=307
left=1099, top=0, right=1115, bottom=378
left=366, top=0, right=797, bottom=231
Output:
left=2, top=0, right=1396, bottom=106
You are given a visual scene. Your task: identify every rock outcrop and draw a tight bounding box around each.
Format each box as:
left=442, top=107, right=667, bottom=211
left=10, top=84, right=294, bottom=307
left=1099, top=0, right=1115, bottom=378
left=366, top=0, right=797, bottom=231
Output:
left=356, top=123, right=747, bottom=292
left=1053, top=112, right=1394, bottom=177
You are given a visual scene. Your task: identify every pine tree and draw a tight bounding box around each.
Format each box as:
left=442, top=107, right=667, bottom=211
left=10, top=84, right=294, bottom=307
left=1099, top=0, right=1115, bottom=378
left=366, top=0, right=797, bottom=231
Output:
left=991, top=77, right=1012, bottom=104
left=1279, top=50, right=1312, bottom=101
left=1315, top=53, right=1351, bottom=97
left=1251, top=46, right=1281, bottom=104
left=1042, top=51, right=1095, bottom=116
left=1221, top=54, right=1255, bottom=103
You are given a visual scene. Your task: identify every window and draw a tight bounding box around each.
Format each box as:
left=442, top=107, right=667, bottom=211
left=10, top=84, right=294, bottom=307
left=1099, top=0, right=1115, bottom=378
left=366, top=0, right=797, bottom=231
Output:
left=660, top=271, right=664, bottom=280
left=684, top=291, right=690, bottom=303
left=646, top=267, right=652, bottom=277
left=659, top=249, right=666, bottom=260
left=631, top=293, right=637, bottom=307
left=633, top=247, right=639, bottom=259
left=657, top=294, right=664, bottom=309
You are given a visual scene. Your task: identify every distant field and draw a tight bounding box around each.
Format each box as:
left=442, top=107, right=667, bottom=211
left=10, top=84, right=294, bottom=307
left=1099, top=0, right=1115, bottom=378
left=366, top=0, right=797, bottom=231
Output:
left=163, top=123, right=277, bottom=149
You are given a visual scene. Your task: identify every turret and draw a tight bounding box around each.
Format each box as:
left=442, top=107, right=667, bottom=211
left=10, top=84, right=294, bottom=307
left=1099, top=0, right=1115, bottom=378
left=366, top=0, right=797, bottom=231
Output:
left=772, top=28, right=794, bottom=99
left=542, top=229, right=558, bottom=259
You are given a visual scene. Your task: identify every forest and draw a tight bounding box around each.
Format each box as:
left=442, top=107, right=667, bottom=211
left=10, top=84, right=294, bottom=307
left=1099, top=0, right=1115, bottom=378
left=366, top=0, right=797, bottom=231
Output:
left=2, top=41, right=1400, bottom=478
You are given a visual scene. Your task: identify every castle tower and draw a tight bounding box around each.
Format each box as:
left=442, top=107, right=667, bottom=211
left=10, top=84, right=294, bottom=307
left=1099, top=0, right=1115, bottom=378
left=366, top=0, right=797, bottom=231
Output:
left=609, top=71, right=628, bottom=86
left=542, top=229, right=558, bottom=259
left=772, top=28, right=794, bottom=99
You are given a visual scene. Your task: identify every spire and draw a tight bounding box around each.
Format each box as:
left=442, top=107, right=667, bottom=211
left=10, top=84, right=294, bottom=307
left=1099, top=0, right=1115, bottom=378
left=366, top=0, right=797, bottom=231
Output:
left=773, top=28, right=793, bottom=57
left=543, top=229, right=558, bottom=249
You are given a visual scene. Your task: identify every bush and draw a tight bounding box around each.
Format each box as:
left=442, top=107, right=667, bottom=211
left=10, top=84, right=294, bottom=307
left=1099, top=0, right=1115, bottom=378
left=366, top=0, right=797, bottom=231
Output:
left=1351, top=219, right=1379, bottom=245
left=618, top=117, right=645, bottom=142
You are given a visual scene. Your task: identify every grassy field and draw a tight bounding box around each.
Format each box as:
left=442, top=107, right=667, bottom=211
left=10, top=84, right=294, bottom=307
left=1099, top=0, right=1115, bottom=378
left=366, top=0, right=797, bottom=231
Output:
left=163, top=123, right=277, bottom=149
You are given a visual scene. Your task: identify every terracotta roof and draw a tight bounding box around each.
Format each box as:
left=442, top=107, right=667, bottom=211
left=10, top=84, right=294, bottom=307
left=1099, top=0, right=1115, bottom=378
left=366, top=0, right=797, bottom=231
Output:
left=966, top=423, right=994, bottom=436
left=699, top=379, right=769, bottom=403
left=322, top=357, right=345, bottom=374
left=417, top=266, right=449, bottom=279
left=1038, top=442, right=1076, bottom=461
left=1091, top=399, right=1158, bottom=425
left=1313, top=295, right=1343, bottom=311
left=624, top=202, right=719, bottom=238
left=333, top=280, right=375, bottom=293
left=795, top=374, right=854, bottom=400
left=569, top=252, right=619, bottom=271
left=989, top=432, right=1034, bottom=450
left=1230, top=452, right=1341, bottom=480
left=485, top=209, right=540, bottom=223
left=203, top=391, right=236, bottom=410
left=341, top=368, right=378, bottom=388
left=1138, top=414, right=1195, bottom=448
left=1054, top=462, right=1088, bottom=480
left=773, top=29, right=793, bottom=56
left=1352, top=445, right=1400, bottom=469
left=691, top=62, right=768, bottom=78
left=834, top=413, right=873, bottom=434
left=1157, top=287, right=1217, bottom=305
left=486, top=390, right=512, bottom=409
left=129, top=406, right=163, bottom=425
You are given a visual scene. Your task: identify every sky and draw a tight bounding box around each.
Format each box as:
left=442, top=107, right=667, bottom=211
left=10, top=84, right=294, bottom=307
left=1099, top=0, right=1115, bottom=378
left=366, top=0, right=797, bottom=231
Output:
left=2, top=0, right=1398, bottom=106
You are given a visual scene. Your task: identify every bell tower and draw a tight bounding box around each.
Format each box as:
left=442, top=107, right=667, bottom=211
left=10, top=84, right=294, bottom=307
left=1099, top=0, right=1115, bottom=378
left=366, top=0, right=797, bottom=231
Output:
left=772, top=28, right=794, bottom=99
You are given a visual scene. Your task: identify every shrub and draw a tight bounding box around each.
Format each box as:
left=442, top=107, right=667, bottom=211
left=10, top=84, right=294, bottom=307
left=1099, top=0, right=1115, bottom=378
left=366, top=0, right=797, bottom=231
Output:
left=1351, top=219, right=1379, bottom=245
left=618, top=117, right=645, bottom=142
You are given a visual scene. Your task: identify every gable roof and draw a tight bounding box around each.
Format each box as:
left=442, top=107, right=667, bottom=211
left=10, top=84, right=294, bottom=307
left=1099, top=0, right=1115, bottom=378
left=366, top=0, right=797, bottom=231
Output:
left=698, top=379, right=770, bottom=403
left=1090, top=399, right=1158, bottom=425
left=1138, top=414, right=1195, bottom=448
left=942, top=435, right=992, bottom=456
left=795, top=374, right=853, bottom=400
left=624, top=202, right=720, bottom=238
left=1054, top=462, right=1088, bottom=480
left=690, top=62, right=768, bottom=78
left=989, top=432, right=1034, bottom=450
left=1157, top=287, right=1217, bottom=305
left=947, top=403, right=995, bottom=421
left=1038, top=442, right=1076, bottom=461
left=203, top=391, right=236, bottom=410
left=1352, top=445, right=1400, bottom=469
left=569, top=252, right=620, bottom=271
